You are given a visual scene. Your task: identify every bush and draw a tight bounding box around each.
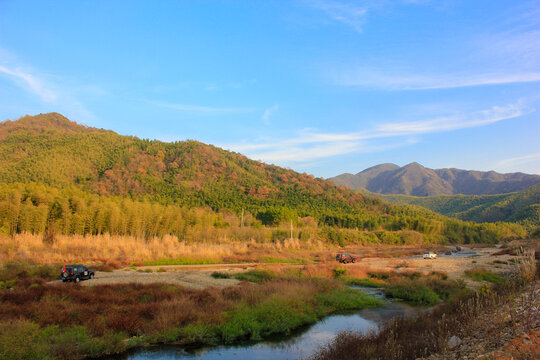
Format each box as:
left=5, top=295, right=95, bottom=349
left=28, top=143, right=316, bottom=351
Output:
left=333, top=268, right=347, bottom=278
left=211, top=271, right=231, bottom=279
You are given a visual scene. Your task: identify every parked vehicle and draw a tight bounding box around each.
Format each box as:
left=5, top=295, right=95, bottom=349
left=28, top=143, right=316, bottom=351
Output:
left=423, top=252, right=437, bottom=259
left=336, top=253, right=357, bottom=263
left=445, top=250, right=452, bottom=255
left=61, top=265, right=94, bottom=283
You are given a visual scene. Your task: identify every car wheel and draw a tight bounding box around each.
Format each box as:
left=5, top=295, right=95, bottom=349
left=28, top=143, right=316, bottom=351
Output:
left=90, top=274, right=94, bottom=279
left=75, top=276, right=80, bottom=283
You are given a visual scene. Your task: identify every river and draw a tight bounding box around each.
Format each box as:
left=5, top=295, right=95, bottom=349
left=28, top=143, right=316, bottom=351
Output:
left=116, top=296, right=422, bottom=360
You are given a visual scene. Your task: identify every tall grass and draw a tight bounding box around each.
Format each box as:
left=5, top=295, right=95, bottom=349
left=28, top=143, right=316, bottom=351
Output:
left=0, top=233, right=326, bottom=265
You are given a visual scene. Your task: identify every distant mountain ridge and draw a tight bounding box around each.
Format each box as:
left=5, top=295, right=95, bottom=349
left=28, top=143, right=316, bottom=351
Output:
left=329, top=163, right=540, bottom=196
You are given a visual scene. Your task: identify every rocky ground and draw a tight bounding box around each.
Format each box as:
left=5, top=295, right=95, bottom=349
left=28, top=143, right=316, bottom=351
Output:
left=419, top=279, right=539, bottom=360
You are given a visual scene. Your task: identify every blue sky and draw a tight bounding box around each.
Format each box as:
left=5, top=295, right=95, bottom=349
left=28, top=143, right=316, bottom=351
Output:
left=1, top=0, right=539, bottom=177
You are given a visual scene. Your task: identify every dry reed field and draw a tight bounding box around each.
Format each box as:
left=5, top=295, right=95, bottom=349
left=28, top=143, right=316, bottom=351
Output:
left=0, top=233, right=326, bottom=265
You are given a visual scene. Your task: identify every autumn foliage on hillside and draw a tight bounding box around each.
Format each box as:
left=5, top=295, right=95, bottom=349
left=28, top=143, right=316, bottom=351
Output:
left=0, top=113, right=527, bottom=244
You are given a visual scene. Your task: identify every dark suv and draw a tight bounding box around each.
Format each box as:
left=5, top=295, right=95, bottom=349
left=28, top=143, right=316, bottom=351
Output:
left=61, top=265, right=94, bottom=283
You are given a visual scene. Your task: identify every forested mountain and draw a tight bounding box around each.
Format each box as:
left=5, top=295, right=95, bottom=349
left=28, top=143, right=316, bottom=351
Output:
left=383, top=184, right=540, bottom=230
left=329, top=163, right=540, bottom=196
left=0, top=113, right=528, bottom=244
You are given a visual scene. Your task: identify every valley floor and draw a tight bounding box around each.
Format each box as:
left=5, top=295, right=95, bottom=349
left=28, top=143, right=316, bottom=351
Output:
left=49, top=245, right=516, bottom=289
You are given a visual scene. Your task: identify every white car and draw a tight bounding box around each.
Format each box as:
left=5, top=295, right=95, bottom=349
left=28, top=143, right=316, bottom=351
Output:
left=423, top=252, right=437, bottom=259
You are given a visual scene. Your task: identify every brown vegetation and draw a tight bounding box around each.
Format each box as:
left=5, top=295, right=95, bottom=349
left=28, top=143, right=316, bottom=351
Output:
left=310, top=246, right=538, bottom=360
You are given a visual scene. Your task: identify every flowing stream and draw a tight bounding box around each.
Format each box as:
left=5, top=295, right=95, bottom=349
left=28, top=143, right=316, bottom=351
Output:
left=116, top=294, right=422, bottom=360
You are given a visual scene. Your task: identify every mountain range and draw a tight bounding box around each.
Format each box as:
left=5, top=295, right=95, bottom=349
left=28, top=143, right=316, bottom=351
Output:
left=328, top=163, right=540, bottom=196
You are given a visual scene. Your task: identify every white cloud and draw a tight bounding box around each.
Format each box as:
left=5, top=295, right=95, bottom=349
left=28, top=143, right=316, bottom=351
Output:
left=261, top=104, right=279, bottom=124
left=303, top=0, right=370, bottom=32
left=222, top=100, right=531, bottom=164
left=0, top=65, right=58, bottom=102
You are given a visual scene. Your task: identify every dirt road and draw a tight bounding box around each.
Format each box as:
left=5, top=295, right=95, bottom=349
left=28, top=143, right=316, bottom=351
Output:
left=48, top=246, right=520, bottom=289
left=50, top=267, right=248, bottom=289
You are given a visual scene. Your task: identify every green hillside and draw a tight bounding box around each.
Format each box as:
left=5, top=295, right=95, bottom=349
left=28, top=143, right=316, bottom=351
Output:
left=383, top=184, right=540, bottom=231
left=0, top=113, right=528, bottom=244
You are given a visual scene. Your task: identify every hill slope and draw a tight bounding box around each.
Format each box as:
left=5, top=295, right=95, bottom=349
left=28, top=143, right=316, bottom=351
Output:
left=383, top=184, right=540, bottom=229
left=329, top=163, right=540, bottom=196
left=0, top=113, right=527, bottom=243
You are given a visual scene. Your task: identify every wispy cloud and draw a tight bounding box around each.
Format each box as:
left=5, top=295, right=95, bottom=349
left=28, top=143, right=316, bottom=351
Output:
left=0, top=61, right=97, bottom=124
left=333, top=69, right=540, bottom=90
left=374, top=101, right=531, bottom=135
left=303, top=0, right=370, bottom=32
left=0, top=65, right=58, bottom=102
left=223, top=100, right=531, bottom=164
left=261, top=104, right=279, bottom=124
left=494, top=152, right=540, bottom=174
left=149, top=100, right=255, bottom=115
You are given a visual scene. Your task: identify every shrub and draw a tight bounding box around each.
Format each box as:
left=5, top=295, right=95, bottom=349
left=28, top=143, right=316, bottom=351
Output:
left=333, top=268, right=347, bottom=278
left=211, top=271, right=231, bottom=279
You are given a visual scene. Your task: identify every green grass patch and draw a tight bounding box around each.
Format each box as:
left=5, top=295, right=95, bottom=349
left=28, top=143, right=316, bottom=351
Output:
left=465, top=268, right=505, bottom=284
left=316, top=288, right=382, bottom=310
left=261, top=256, right=305, bottom=264
left=346, top=277, right=386, bottom=288
left=384, top=280, right=440, bottom=306
left=142, top=258, right=221, bottom=266
left=218, top=296, right=319, bottom=342
left=234, top=270, right=274, bottom=283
